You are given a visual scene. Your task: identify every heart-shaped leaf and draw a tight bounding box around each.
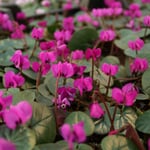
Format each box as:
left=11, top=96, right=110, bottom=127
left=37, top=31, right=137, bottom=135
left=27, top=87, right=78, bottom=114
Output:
left=101, top=135, right=138, bottom=150
left=65, top=111, right=95, bottom=136
left=68, top=27, right=98, bottom=51
left=29, top=102, right=56, bottom=144
left=0, top=126, right=36, bottom=150
left=135, top=110, right=150, bottom=134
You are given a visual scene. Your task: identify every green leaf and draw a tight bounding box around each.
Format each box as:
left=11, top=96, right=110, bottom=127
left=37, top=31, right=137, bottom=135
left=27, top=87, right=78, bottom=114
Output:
left=68, top=28, right=98, bottom=51
left=29, top=102, right=56, bottom=144
left=65, top=111, right=95, bottom=136
left=114, top=107, right=137, bottom=129
left=0, top=48, right=14, bottom=66
left=7, top=89, right=35, bottom=104
left=22, top=69, right=38, bottom=80
left=101, top=56, right=120, bottom=65
left=135, top=110, right=150, bottom=134
left=136, top=93, right=149, bottom=100
left=94, top=113, right=111, bottom=135
left=101, top=135, right=138, bottom=150
left=35, top=141, right=93, bottom=150
left=142, top=69, right=150, bottom=95
left=0, top=126, right=36, bottom=150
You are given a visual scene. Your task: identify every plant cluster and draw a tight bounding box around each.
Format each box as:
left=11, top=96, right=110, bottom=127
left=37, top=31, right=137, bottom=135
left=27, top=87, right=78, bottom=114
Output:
left=0, top=0, right=150, bottom=150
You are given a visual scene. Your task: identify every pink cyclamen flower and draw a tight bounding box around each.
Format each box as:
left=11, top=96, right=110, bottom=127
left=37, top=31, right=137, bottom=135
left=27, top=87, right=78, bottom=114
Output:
left=51, top=62, right=74, bottom=78
left=130, top=57, right=149, bottom=73
left=143, top=15, right=150, bottom=27
left=0, top=138, right=16, bottom=150
left=3, top=101, right=32, bottom=129
left=74, top=77, right=93, bottom=95
left=0, top=91, right=12, bottom=112
left=38, top=51, right=56, bottom=64
left=40, top=40, right=55, bottom=51
left=128, top=38, right=144, bottom=51
left=77, top=13, right=92, bottom=23
left=90, top=101, right=104, bottom=119
left=41, top=0, right=51, bottom=7
left=142, top=0, right=150, bottom=3
left=32, top=62, right=50, bottom=75
left=31, top=27, right=44, bottom=40
left=54, top=30, right=72, bottom=42
left=101, top=63, right=119, bottom=76
left=10, top=50, right=30, bottom=70
left=16, top=12, right=26, bottom=20
left=99, top=29, right=116, bottom=42
left=72, top=64, right=86, bottom=77
left=124, top=3, right=142, bottom=19
left=62, top=17, right=74, bottom=31
left=85, top=48, right=101, bottom=61
left=55, top=86, right=76, bottom=109
left=4, top=71, right=25, bottom=88
left=38, top=20, right=47, bottom=27
left=71, top=50, right=84, bottom=60
left=60, top=122, right=86, bottom=150
left=63, top=1, right=72, bottom=11
left=112, top=83, right=138, bottom=106
left=148, top=138, right=150, bottom=150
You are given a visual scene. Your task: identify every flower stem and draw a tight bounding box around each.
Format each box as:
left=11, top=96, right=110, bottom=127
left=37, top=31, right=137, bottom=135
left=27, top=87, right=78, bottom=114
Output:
left=105, top=75, right=111, bottom=97
left=96, top=91, right=114, bottom=130
left=36, top=65, right=42, bottom=90
left=54, top=72, right=60, bottom=131
left=144, top=27, right=148, bottom=41
left=30, top=40, right=38, bottom=58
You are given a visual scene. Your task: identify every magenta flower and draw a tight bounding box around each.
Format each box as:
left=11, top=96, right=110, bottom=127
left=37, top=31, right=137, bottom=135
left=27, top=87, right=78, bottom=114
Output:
left=101, top=63, right=119, bottom=76
left=72, top=64, right=86, bottom=77
left=142, top=0, right=150, bottom=3
left=148, top=138, right=150, bottom=150
left=143, top=15, right=150, bottom=27
left=71, top=50, right=84, bottom=60
left=38, top=51, right=56, bottom=64
left=51, top=62, right=74, bottom=78
left=38, top=20, right=47, bottom=27
left=40, top=41, right=55, bottom=51
left=60, top=122, right=86, bottom=150
left=89, top=101, right=104, bottom=119
left=3, top=101, right=32, bottom=129
left=124, top=3, right=142, bottom=19
left=130, top=57, right=149, bottom=74
left=16, top=12, right=26, bottom=20
left=10, top=50, right=30, bottom=70
left=77, top=13, right=92, bottom=24
left=128, top=38, right=144, bottom=51
left=85, top=48, right=101, bottom=61
left=4, top=71, right=25, bottom=88
left=74, top=77, right=93, bottom=95
left=55, top=86, right=76, bottom=109
left=0, top=138, right=16, bottom=150
left=31, top=27, right=44, bottom=40
left=62, top=17, right=74, bottom=31
left=63, top=1, right=72, bottom=11
left=0, top=91, right=12, bottom=112
left=32, top=62, right=50, bottom=75
left=99, top=29, right=116, bottom=42
left=41, top=0, right=51, bottom=7
left=112, top=83, right=138, bottom=106
left=54, top=30, right=72, bottom=42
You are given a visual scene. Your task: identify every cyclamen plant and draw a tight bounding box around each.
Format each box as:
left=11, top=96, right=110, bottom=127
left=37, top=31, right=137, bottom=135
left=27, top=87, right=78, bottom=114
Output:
left=0, top=0, right=150, bottom=149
